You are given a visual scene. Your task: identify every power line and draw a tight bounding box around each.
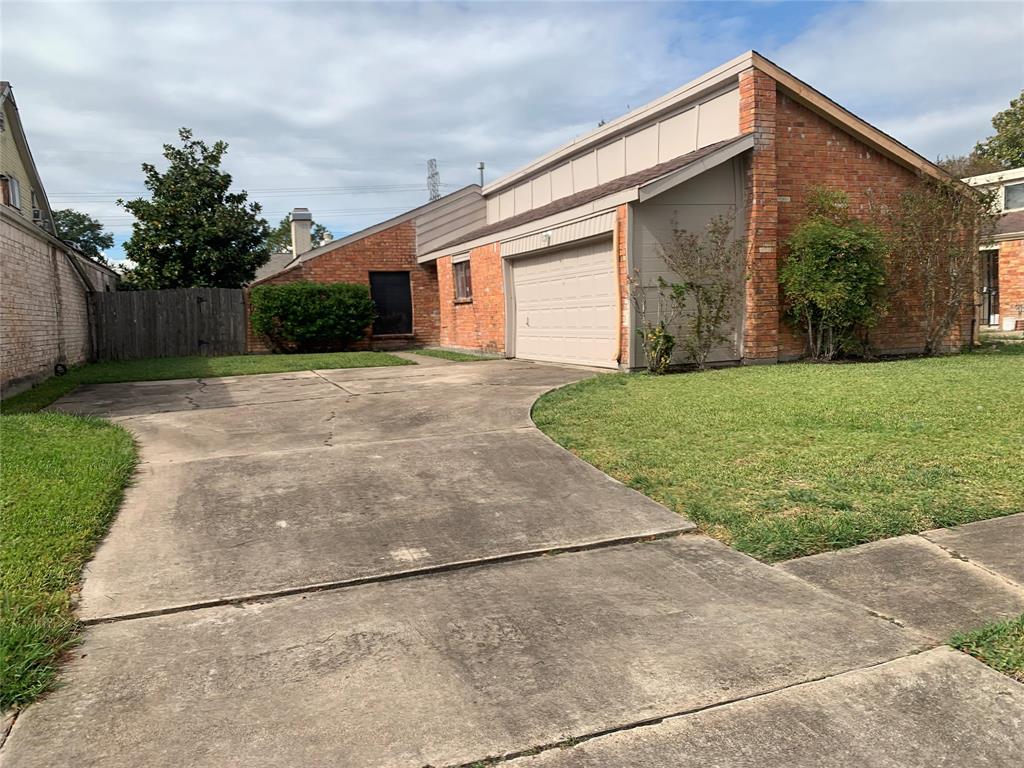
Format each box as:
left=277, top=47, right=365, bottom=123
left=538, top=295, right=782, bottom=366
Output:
left=427, top=159, right=440, bottom=202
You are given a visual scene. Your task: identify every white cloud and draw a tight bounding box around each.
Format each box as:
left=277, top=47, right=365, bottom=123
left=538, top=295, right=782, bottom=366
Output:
left=2, top=0, right=1021, bottom=262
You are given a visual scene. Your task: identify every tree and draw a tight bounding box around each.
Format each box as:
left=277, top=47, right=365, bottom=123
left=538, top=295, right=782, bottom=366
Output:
left=935, top=153, right=1002, bottom=179
left=657, top=214, right=745, bottom=370
left=53, top=208, right=114, bottom=264
left=118, top=128, right=270, bottom=288
left=779, top=189, right=889, bottom=361
left=628, top=270, right=678, bottom=374
left=974, top=91, right=1024, bottom=170
left=888, top=175, right=998, bottom=356
left=266, top=216, right=332, bottom=254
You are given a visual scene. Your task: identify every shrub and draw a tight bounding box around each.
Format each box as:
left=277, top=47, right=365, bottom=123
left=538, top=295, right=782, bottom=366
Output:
left=779, top=189, right=888, bottom=360
left=249, top=281, right=376, bottom=352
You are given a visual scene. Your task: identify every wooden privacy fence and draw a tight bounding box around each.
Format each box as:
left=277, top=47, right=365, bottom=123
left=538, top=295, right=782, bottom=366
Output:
left=93, top=288, right=246, bottom=361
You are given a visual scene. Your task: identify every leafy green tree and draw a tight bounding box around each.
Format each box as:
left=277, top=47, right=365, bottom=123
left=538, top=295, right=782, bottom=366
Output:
left=935, top=153, right=1002, bottom=179
left=53, top=209, right=114, bottom=264
left=266, top=216, right=332, bottom=254
left=974, top=91, right=1024, bottom=169
left=118, top=128, right=270, bottom=288
left=779, top=189, right=889, bottom=360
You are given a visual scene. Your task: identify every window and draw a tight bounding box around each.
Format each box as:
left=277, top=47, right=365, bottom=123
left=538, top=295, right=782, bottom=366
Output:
left=1, top=175, right=20, bottom=209
left=1004, top=182, right=1024, bottom=212
left=453, top=259, right=472, bottom=301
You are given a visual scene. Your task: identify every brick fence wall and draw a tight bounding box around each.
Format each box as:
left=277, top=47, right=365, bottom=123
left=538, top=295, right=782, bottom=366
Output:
left=1, top=214, right=92, bottom=393
left=246, top=220, right=440, bottom=353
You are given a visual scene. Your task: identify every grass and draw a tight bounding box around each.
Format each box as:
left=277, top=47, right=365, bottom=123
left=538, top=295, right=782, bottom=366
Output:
left=533, top=344, right=1024, bottom=562
left=408, top=348, right=496, bottom=362
left=950, top=613, right=1024, bottom=682
left=1, top=351, right=412, bottom=414
left=1, top=413, right=137, bottom=710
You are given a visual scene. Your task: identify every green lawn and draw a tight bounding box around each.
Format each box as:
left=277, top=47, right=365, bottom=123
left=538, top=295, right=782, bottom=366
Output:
left=951, top=613, right=1024, bottom=682
left=409, top=348, right=497, bottom=362
left=1, top=413, right=137, bottom=710
left=533, top=345, right=1024, bottom=562
left=1, top=351, right=412, bottom=414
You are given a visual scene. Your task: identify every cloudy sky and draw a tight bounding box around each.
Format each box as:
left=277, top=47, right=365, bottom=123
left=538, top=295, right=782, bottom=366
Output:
left=3, top=0, right=1022, bottom=263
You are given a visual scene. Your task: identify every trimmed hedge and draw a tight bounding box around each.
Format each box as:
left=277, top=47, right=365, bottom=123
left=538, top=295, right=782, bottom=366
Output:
left=249, top=281, right=376, bottom=352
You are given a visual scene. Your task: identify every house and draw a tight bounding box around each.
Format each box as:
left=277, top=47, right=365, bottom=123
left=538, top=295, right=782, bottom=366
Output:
left=963, top=167, right=1024, bottom=332
left=252, top=51, right=972, bottom=367
left=0, top=82, right=118, bottom=395
left=248, top=187, right=484, bottom=350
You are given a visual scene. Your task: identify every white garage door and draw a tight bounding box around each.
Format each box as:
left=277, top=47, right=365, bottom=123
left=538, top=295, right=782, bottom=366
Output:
left=511, top=238, right=619, bottom=368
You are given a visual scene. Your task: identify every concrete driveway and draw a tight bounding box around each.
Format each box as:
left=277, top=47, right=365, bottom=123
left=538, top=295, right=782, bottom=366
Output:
left=4, top=358, right=1022, bottom=767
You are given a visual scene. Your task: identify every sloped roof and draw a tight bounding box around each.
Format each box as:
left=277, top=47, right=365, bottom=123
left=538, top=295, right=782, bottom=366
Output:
left=430, top=137, right=747, bottom=254
left=995, top=210, right=1024, bottom=238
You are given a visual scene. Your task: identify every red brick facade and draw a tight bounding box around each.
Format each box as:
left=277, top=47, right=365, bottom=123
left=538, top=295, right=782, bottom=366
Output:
left=740, top=69, right=973, bottom=360
left=995, top=238, right=1024, bottom=328
left=246, top=220, right=440, bottom=352
left=437, top=242, right=505, bottom=354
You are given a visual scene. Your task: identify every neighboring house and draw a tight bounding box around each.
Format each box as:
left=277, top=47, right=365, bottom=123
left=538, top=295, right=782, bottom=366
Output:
left=0, top=81, right=118, bottom=395
left=248, top=188, right=484, bottom=350
left=414, top=51, right=971, bottom=368
left=963, top=167, right=1024, bottom=332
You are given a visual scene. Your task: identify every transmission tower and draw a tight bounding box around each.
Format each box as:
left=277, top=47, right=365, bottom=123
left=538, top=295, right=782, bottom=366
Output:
left=427, top=158, right=440, bottom=201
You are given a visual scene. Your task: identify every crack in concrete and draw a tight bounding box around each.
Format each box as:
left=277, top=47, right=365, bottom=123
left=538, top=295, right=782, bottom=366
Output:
left=80, top=529, right=692, bottom=627
left=917, top=534, right=1024, bottom=591
left=439, top=647, right=939, bottom=768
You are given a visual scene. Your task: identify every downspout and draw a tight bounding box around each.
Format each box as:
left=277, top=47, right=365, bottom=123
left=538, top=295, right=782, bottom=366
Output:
left=613, top=205, right=623, bottom=366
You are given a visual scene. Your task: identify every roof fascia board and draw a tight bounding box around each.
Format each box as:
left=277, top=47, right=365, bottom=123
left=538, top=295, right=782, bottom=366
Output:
left=482, top=51, right=754, bottom=196
left=418, top=188, right=638, bottom=263
left=638, top=134, right=754, bottom=201
left=750, top=52, right=949, bottom=183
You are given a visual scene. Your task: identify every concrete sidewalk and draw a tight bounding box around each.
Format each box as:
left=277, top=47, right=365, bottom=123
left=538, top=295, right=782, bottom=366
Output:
left=779, top=515, right=1024, bottom=641
left=3, top=359, right=1022, bottom=767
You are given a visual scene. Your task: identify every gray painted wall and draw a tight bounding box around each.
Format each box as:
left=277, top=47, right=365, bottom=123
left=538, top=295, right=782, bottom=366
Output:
left=628, top=156, right=747, bottom=369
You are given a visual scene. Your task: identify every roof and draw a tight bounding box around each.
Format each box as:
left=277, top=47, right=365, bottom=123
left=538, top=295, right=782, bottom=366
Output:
left=252, top=251, right=298, bottom=282
left=963, top=167, right=1024, bottom=187
left=251, top=184, right=481, bottom=285
left=430, top=137, right=748, bottom=254
left=995, top=210, right=1024, bottom=239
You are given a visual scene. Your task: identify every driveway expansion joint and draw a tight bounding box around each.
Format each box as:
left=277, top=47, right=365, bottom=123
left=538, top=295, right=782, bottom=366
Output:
left=80, top=527, right=693, bottom=626
left=441, top=647, right=939, bottom=768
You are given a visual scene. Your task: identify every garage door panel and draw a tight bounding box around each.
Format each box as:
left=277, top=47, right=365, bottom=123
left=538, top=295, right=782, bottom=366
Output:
left=512, top=238, right=618, bottom=368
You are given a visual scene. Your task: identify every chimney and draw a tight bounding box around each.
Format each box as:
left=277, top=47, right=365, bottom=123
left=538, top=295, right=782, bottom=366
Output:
left=290, top=208, right=313, bottom=257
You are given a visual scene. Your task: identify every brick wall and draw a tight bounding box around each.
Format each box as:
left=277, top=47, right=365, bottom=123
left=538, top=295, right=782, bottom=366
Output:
left=1, top=215, right=92, bottom=394
left=738, top=68, right=780, bottom=362
left=742, top=68, right=974, bottom=360
left=246, top=220, right=440, bottom=352
left=997, top=238, right=1024, bottom=327
left=437, top=242, right=505, bottom=354
left=615, top=205, right=630, bottom=366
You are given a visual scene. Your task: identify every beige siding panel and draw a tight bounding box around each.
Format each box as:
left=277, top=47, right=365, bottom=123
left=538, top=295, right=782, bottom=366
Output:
left=511, top=237, right=618, bottom=368
left=697, top=88, right=741, bottom=147
left=596, top=140, right=626, bottom=184
left=500, top=210, right=617, bottom=258
left=551, top=163, right=573, bottom=201
left=625, top=125, right=659, bottom=174
left=658, top=107, right=699, bottom=162
left=630, top=157, right=745, bottom=368
left=513, top=181, right=533, bottom=215
left=531, top=174, right=552, bottom=208
left=415, top=189, right=487, bottom=255
left=571, top=153, right=598, bottom=193
left=486, top=195, right=500, bottom=224
left=498, top=189, right=515, bottom=221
